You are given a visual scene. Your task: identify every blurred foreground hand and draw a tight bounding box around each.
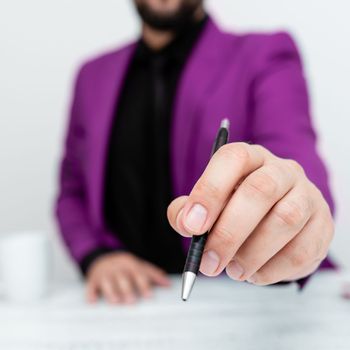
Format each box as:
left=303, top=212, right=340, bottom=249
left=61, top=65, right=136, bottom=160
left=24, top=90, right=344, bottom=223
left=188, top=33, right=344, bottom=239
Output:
left=168, top=143, right=334, bottom=285
left=86, top=252, right=171, bottom=304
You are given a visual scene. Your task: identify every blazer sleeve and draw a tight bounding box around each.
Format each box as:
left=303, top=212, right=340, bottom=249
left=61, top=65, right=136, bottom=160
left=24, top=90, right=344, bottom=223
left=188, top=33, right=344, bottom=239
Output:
left=250, top=32, right=334, bottom=212
left=248, top=32, right=336, bottom=286
left=55, top=65, right=124, bottom=272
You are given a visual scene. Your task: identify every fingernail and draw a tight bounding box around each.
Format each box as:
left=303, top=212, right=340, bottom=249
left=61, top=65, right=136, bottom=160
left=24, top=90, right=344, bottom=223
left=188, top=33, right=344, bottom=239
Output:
left=183, top=203, right=208, bottom=233
left=200, top=250, right=220, bottom=275
left=247, top=274, right=257, bottom=284
left=226, top=261, right=244, bottom=281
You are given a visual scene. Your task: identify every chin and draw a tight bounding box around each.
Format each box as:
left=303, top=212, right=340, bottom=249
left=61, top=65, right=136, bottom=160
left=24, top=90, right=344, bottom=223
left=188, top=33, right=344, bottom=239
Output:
left=134, top=0, right=203, bottom=31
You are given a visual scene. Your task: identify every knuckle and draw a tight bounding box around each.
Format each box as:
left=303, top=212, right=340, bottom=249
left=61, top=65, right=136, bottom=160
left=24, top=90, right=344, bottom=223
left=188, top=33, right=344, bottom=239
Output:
left=213, top=225, right=237, bottom=249
left=217, top=143, right=250, bottom=164
left=243, top=171, right=279, bottom=200
left=309, top=182, right=324, bottom=201
left=252, top=144, right=266, bottom=153
left=273, top=199, right=306, bottom=228
left=289, top=249, right=310, bottom=268
left=193, top=179, right=222, bottom=202
left=285, top=159, right=304, bottom=174
left=252, top=144, right=268, bottom=154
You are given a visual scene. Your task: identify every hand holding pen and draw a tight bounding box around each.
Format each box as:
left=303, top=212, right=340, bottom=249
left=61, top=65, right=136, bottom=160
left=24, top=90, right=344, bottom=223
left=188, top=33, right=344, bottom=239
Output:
left=167, top=119, right=334, bottom=300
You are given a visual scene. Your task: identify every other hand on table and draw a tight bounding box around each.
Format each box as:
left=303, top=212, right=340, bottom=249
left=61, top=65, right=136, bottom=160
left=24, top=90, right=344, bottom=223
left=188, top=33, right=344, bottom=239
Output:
left=86, top=252, right=170, bottom=304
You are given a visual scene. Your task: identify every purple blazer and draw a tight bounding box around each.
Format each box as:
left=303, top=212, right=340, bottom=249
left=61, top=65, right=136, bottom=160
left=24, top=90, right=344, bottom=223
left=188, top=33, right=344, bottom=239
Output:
left=56, top=17, right=335, bottom=272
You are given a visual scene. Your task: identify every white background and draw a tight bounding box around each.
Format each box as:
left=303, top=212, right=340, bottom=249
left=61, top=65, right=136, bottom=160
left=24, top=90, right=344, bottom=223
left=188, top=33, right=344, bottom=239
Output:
left=0, top=0, right=349, bottom=281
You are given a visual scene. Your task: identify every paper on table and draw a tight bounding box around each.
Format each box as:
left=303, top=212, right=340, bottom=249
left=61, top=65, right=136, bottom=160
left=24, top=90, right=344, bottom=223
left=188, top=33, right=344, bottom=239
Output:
left=0, top=273, right=349, bottom=350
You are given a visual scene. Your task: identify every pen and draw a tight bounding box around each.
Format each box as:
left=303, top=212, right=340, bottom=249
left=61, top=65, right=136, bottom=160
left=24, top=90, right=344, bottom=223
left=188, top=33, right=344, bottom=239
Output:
left=181, top=118, right=230, bottom=301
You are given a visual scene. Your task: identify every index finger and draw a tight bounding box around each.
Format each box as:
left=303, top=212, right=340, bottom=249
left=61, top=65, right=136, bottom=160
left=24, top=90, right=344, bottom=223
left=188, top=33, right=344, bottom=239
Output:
left=173, top=143, right=266, bottom=236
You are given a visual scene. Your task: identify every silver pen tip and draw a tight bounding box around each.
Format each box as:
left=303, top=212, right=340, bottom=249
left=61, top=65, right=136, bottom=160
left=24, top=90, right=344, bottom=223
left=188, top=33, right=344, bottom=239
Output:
left=181, top=271, right=197, bottom=301
left=220, top=118, right=230, bottom=130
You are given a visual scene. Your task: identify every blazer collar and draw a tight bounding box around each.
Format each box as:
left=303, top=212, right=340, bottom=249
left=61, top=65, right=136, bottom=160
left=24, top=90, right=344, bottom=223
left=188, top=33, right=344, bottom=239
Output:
left=171, top=16, right=228, bottom=195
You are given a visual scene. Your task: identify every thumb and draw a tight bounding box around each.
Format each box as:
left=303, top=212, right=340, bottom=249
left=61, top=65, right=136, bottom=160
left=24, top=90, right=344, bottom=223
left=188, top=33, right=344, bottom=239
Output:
left=167, top=195, right=191, bottom=237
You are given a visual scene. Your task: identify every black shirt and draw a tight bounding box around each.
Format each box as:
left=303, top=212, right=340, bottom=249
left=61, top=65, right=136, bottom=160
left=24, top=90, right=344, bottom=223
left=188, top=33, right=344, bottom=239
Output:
left=80, top=17, right=208, bottom=275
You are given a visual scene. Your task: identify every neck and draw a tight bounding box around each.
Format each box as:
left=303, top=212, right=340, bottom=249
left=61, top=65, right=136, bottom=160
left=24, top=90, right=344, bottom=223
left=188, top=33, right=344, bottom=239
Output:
left=141, top=7, right=206, bottom=51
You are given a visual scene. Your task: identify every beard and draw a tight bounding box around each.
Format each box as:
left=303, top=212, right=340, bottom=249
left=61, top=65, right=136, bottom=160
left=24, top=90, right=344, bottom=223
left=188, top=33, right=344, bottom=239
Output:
left=134, top=0, right=203, bottom=31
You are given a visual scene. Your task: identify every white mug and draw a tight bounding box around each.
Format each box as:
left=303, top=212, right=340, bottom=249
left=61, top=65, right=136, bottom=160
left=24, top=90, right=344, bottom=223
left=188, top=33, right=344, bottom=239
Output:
left=0, top=230, right=51, bottom=303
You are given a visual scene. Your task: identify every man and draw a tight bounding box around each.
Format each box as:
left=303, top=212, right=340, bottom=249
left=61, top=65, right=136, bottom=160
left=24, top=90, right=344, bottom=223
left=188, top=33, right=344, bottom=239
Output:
left=56, top=0, right=335, bottom=304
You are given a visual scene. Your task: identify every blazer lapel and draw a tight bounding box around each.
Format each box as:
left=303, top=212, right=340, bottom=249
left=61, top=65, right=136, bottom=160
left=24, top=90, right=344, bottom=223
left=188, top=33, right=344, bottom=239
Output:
left=171, top=17, right=228, bottom=196
left=88, top=44, right=136, bottom=228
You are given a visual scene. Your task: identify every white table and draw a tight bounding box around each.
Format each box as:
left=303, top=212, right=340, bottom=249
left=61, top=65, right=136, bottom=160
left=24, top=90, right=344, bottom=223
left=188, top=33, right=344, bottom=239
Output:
left=0, top=272, right=350, bottom=350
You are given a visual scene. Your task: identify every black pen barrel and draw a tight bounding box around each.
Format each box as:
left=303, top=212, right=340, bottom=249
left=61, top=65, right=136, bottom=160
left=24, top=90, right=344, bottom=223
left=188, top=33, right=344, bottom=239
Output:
left=184, top=233, right=208, bottom=274
left=211, top=127, right=229, bottom=155
left=183, top=124, right=229, bottom=275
